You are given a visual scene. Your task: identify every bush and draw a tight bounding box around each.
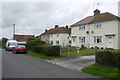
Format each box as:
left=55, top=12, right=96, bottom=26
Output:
left=26, top=39, right=46, bottom=51
left=1, top=37, right=8, bottom=49
left=95, top=51, right=120, bottom=68
left=35, top=45, right=60, bottom=56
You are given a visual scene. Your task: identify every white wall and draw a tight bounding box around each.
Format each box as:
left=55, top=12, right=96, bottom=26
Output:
left=71, top=20, right=119, bottom=49
left=50, top=33, right=69, bottom=46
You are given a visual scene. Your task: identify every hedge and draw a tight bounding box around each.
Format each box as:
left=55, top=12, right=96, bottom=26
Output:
left=95, top=51, right=120, bottom=68
left=35, top=45, right=60, bottom=56
left=26, top=39, right=46, bottom=52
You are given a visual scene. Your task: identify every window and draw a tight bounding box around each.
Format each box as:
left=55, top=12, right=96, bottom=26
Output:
left=47, top=35, right=49, bottom=37
left=51, top=34, right=53, bottom=37
left=56, top=41, right=59, bottom=45
left=79, top=25, right=85, bottom=29
left=94, top=22, right=101, bottom=28
left=94, top=36, right=102, bottom=43
left=79, top=37, right=85, bottom=43
left=57, top=34, right=59, bottom=37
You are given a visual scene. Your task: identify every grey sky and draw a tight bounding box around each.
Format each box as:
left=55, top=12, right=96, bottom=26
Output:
left=1, top=0, right=119, bottom=39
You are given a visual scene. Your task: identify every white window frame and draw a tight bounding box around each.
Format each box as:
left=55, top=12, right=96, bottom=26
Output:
left=94, top=36, right=102, bottom=43
left=79, top=37, right=85, bottom=43
left=79, top=25, right=85, bottom=30
left=94, top=22, right=101, bottom=28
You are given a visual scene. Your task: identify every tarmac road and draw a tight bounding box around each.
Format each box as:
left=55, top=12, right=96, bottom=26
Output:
left=2, top=50, right=105, bottom=79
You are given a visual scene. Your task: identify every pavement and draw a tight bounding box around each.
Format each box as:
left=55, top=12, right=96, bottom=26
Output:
left=2, top=50, right=100, bottom=78
left=46, top=54, right=95, bottom=71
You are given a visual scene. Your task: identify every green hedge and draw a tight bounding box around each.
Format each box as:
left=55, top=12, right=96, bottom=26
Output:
left=35, top=45, right=60, bottom=56
left=26, top=39, right=46, bottom=51
left=95, top=51, right=120, bottom=68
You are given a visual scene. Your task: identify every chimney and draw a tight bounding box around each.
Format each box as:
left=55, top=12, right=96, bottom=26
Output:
left=65, top=25, right=68, bottom=29
left=94, top=9, right=100, bottom=16
left=55, top=25, right=59, bottom=28
left=45, top=29, right=47, bottom=32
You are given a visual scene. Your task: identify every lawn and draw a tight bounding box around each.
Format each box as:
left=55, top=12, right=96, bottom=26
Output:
left=27, top=51, right=59, bottom=60
left=82, top=64, right=118, bottom=79
left=61, top=48, right=99, bottom=57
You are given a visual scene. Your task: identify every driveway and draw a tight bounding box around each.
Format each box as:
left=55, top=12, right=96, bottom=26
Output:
left=46, top=54, right=95, bottom=71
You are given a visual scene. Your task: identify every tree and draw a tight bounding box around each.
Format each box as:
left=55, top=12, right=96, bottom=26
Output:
left=2, top=37, right=8, bottom=49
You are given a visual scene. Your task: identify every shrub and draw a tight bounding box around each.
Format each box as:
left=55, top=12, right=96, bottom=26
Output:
left=35, top=45, right=60, bottom=56
left=26, top=39, right=46, bottom=51
left=1, top=37, right=8, bottom=49
left=95, top=51, right=120, bottom=68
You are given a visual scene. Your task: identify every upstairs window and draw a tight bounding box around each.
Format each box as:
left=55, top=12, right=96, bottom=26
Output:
left=79, top=25, right=85, bottom=29
left=94, top=36, right=102, bottom=43
left=94, top=22, right=101, bottom=28
left=79, top=37, right=85, bottom=43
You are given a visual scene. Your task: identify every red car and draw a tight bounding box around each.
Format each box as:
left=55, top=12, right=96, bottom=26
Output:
left=12, top=45, right=27, bottom=54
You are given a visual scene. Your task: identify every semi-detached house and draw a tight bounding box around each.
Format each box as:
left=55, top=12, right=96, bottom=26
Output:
left=40, top=25, right=70, bottom=46
left=70, top=9, right=120, bottom=49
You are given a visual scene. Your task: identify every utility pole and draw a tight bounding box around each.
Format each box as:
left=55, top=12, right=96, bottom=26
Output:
left=13, top=24, right=15, bottom=40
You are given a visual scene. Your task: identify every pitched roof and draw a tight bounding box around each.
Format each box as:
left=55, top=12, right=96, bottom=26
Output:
left=90, top=12, right=120, bottom=23
left=41, top=27, right=70, bottom=36
left=14, top=34, right=35, bottom=42
left=71, top=12, right=120, bottom=27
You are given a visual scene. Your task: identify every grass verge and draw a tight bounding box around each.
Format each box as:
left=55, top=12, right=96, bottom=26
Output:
left=27, top=51, right=59, bottom=60
left=82, top=64, right=118, bottom=80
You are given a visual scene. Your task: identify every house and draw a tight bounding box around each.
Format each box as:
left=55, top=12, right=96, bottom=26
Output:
left=70, top=9, right=120, bottom=49
left=14, top=34, right=35, bottom=42
left=40, top=25, right=70, bottom=46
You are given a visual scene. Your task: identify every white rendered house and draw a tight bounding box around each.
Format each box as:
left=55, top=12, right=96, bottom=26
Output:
left=70, top=9, right=120, bottom=49
left=40, top=25, right=70, bottom=46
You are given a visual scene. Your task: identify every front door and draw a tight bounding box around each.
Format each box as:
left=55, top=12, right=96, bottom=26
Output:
left=107, top=36, right=113, bottom=48
left=72, top=37, right=76, bottom=47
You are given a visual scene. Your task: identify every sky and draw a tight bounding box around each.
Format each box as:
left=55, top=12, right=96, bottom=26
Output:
left=1, top=0, right=120, bottom=39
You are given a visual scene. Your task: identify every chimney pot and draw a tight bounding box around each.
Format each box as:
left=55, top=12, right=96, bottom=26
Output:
left=94, top=9, right=100, bottom=16
left=65, top=25, right=68, bottom=28
left=55, top=25, right=59, bottom=28
left=45, top=29, right=47, bottom=32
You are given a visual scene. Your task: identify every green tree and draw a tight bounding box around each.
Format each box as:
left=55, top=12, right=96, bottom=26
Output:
left=2, top=37, right=8, bottom=49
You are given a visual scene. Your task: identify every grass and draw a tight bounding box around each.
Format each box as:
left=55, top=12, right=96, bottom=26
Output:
left=82, top=64, right=118, bottom=79
left=61, top=48, right=99, bottom=57
left=27, top=51, right=59, bottom=60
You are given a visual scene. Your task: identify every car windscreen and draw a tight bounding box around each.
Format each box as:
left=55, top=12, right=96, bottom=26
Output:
left=17, top=45, right=26, bottom=48
left=9, top=43, right=16, bottom=46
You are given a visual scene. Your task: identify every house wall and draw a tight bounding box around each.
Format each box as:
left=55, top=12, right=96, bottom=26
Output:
left=71, top=25, right=90, bottom=47
left=49, top=33, right=69, bottom=46
left=41, top=33, right=69, bottom=46
left=41, top=35, right=50, bottom=43
left=89, top=20, right=118, bottom=49
left=118, top=20, right=120, bottom=49
left=71, top=20, right=119, bottom=49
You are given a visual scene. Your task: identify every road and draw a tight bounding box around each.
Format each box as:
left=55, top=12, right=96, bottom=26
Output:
left=2, top=50, right=101, bottom=78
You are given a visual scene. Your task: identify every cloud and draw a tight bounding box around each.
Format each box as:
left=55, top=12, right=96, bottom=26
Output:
left=2, top=1, right=118, bottom=39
